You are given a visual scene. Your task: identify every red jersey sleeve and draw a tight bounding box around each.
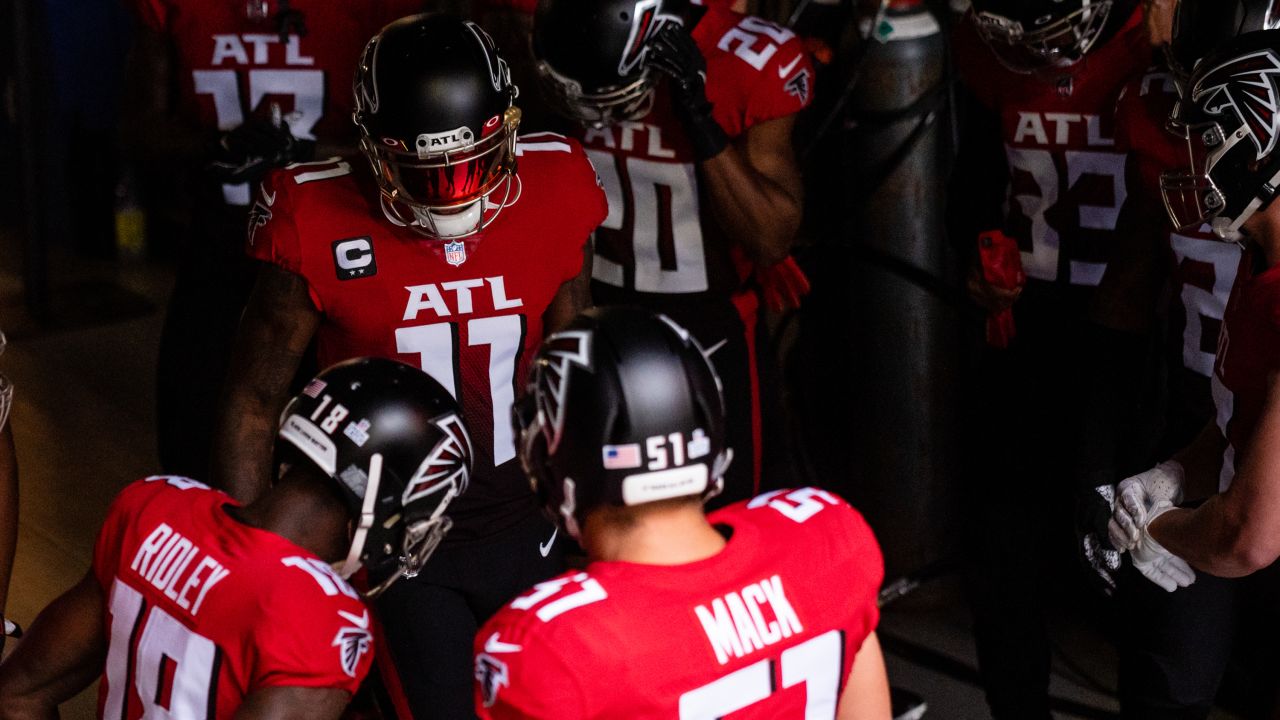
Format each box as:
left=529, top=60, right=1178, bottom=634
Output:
left=475, top=606, right=590, bottom=719
left=745, top=33, right=815, bottom=127
left=824, top=498, right=884, bottom=658
left=92, top=477, right=187, bottom=589
left=520, top=134, right=609, bottom=287
left=252, top=567, right=373, bottom=694
left=246, top=170, right=303, bottom=274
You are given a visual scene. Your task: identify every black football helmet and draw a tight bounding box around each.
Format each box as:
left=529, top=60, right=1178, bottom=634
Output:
left=354, top=14, right=521, bottom=240
left=533, top=0, right=682, bottom=128
left=968, top=0, right=1115, bottom=73
left=514, top=307, right=731, bottom=539
left=1167, top=0, right=1280, bottom=88
left=278, top=357, right=474, bottom=597
left=1161, top=31, right=1280, bottom=240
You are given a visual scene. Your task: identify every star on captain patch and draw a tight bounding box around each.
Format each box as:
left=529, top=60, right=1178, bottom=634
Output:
left=444, top=240, right=467, bottom=267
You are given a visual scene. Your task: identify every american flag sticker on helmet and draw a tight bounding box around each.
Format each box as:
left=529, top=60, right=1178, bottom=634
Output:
left=302, top=379, right=327, bottom=398
left=603, top=444, right=642, bottom=469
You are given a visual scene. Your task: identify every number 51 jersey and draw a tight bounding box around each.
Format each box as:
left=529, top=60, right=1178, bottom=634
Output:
left=249, top=138, right=608, bottom=540
left=92, top=477, right=373, bottom=720
left=473, top=488, right=883, bottom=719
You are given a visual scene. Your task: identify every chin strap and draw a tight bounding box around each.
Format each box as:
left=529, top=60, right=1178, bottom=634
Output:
left=336, top=452, right=382, bottom=580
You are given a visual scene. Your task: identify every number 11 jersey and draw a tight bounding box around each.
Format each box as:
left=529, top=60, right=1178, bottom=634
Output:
left=249, top=138, right=607, bottom=540
left=473, top=488, right=883, bottom=719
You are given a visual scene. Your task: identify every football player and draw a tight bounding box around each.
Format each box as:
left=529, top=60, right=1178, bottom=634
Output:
left=948, top=0, right=1152, bottom=716
left=474, top=307, right=890, bottom=719
left=531, top=0, right=814, bottom=505
left=209, top=14, right=607, bottom=718
left=1076, top=2, right=1280, bottom=715
left=123, top=0, right=423, bottom=480
left=0, top=357, right=473, bottom=719
left=1106, top=29, right=1280, bottom=718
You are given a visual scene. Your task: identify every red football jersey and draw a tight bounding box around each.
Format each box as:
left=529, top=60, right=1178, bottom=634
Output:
left=578, top=7, right=814, bottom=311
left=249, top=136, right=607, bottom=538
left=953, top=7, right=1150, bottom=288
left=473, top=488, right=883, bottom=719
left=1212, top=250, right=1280, bottom=492
left=1114, top=65, right=1240, bottom=379
left=128, top=0, right=421, bottom=205
left=93, top=476, right=372, bottom=720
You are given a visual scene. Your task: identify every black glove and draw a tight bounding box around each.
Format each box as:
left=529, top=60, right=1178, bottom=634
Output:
left=206, top=117, right=312, bottom=184
left=645, top=22, right=729, bottom=162
left=1076, top=483, right=1123, bottom=595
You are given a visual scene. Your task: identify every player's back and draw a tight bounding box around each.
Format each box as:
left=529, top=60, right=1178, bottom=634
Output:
left=93, top=476, right=371, bottom=720
left=475, top=488, right=883, bottom=719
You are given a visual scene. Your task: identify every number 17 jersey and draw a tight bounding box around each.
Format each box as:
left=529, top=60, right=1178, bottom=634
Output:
left=474, top=489, right=883, bottom=719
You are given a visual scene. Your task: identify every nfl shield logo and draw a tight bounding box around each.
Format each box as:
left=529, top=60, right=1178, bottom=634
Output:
left=444, top=240, right=467, bottom=266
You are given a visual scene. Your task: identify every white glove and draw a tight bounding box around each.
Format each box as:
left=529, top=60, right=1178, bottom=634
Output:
left=1129, top=500, right=1196, bottom=592
left=1109, top=460, right=1185, bottom=551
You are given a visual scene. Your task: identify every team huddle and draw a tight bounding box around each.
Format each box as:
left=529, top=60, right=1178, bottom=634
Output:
left=6, top=0, right=1280, bottom=716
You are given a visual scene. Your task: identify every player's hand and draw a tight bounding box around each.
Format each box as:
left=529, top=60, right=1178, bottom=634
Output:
left=1109, top=460, right=1185, bottom=552
left=1130, top=501, right=1195, bottom=592
left=207, top=117, right=313, bottom=184
left=1077, top=484, right=1122, bottom=595
left=645, top=22, right=729, bottom=161
left=966, top=264, right=1021, bottom=313
left=756, top=257, right=811, bottom=313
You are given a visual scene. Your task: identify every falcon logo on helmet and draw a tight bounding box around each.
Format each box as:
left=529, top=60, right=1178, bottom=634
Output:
left=1195, top=50, right=1280, bottom=160
left=532, top=330, right=593, bottom=453
left=332, top=610, right=373, bottom=678
left=619, top=0, right=665, bottom=76
left=403, top=412, right=473, bottom=505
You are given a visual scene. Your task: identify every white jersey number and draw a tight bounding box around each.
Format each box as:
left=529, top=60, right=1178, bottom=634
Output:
left=103, top=579, right=218, bottom=719
left=679, top=630, right=844, bottom=719
left=587, top=149, right=709, bottom=295
left=1005, top=146, right=1126, bottom=286
left=396, top=315, right=524, bottom=465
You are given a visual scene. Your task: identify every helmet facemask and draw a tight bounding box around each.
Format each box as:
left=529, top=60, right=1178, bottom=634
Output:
left=535, top=60, right=655, bottom=129
left=974, top=1, right=1113, bottom=73
left=1161, top=47, right=1280, bottom=241
left=361, top=107, right=522, bottom=240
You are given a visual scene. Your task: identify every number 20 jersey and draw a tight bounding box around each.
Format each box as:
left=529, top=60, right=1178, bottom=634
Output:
left=577, top=6, right=814, bottom=312
left=249, top=139, right=607, bottom=539
left=952, top=7, right=1150, bottom=291
left=93, top=477, right=372, bottom=720
left=473, top=489, right=883, bottom=719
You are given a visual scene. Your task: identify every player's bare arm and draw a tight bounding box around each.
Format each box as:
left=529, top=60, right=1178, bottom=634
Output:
left=233, top=686, right=353, bottom=720
left=836, top=632, right=892, bottom=720
left=699, top=114, right=804, bottom=266
left=211, top=265, right=320, bottom=502
left=1152, top=371, right=1280, bottom=576
left=542, top=242, right=595, bottom=335
left=0, top=572, right=106, bottom=720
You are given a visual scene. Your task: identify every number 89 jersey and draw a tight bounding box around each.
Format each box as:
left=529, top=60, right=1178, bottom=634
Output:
left=578, top=7, right=814, bottom=308
left=473, top=489, right=883, bottom=719
left=952, top=6, right=1149, bottom=289
left=93, top=477, right=372, bottom=720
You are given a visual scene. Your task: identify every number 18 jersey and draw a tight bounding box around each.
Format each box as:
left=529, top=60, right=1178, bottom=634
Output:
left=92, top=477, right=372, bottom=720
left=473, top=488, right=883, bottom=719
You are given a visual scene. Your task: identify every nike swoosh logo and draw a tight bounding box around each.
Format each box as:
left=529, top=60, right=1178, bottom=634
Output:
left=539, top=527, right=558, bottom=557
left=484, top=632, right=523, bottom=654
left=777, top=55, right=802, bottom=79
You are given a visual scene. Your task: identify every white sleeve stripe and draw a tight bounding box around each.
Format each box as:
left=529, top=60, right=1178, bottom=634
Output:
left=516, top=141, right=572, bottom=155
